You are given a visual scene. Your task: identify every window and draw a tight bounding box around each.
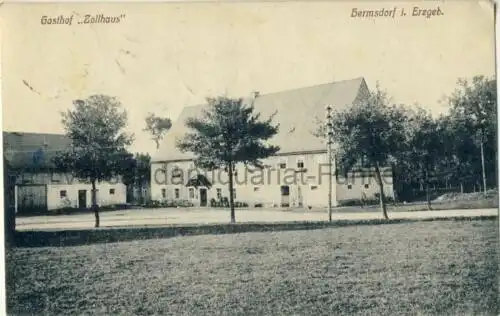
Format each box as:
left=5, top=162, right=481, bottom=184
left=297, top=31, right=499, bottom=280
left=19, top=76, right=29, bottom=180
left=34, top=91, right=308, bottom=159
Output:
left=189, top=187, right=195, bottom=199
left=364, top=184, right=369, bottom=189
left=347, top=184, right=352, bottom=190
left=171, top=166, right=182, bottom=178
left=216, top=188, right=222, bottom=199
left=51, top=173, right=60, bottom=183
left=78, top=177, right=90, bottom=184
left=280, top=186, right=290, bottom=196
left=174, top=188, right=180, bottom=199
left=310, top=185, right=318, bottom=190
left=297, top=159, right=304, bottom=169
left=279, top=162, right=287, bottom=169
left=161, top=188, right=166, bottom=198
left=109, top=188, right=115, bottom=195
left=22, top=173, right=33, bottom=184
left=60, top=190, right=67, bottom=198
left=254, top=187, right=259, bottom=192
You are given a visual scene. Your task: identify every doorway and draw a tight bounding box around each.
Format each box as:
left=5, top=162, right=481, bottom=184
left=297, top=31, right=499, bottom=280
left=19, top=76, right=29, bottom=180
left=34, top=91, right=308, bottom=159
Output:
left=16, top=184, right=47, bottom=214
left=280, top=185, right=290, bottom=207
left=199, top=188, right=207, bottom=207
left=297, top=186, right=303, bottom=207
left=78, top=190, right=87, bottom=209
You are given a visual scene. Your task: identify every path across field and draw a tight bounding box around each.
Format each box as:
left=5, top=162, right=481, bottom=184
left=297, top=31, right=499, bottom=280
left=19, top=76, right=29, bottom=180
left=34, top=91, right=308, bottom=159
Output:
left=16, top=207, right=497, bottom=230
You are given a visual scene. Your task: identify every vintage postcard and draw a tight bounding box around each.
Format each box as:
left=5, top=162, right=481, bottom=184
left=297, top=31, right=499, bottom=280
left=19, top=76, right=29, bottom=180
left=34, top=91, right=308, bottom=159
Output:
left=1, top=1, right=497, bottom=315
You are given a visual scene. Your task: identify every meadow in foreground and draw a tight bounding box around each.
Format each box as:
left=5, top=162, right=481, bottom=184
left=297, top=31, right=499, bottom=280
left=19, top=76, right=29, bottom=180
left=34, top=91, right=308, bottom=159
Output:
left=7, top=219, right=498, bottom=315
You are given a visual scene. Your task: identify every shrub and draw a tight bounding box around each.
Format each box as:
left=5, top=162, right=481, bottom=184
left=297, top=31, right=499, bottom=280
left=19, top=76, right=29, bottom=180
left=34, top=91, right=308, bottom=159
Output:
left=233, top=201, right=249, bottom=208
left=51, top=207, right=77, bottom=215
left=143, top=199, right=194, bottom=208
left=177, top=200, right=194, bottom=207
left=209, top=199, right=249, bottom=208
left=338, top=196, right=394, bottom=207
left=144, top=200, right=162, bottom=208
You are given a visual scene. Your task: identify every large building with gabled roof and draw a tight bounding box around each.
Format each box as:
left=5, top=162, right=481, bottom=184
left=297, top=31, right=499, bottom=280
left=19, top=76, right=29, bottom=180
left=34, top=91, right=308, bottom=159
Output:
left=150, top=77, right=394, bottom=209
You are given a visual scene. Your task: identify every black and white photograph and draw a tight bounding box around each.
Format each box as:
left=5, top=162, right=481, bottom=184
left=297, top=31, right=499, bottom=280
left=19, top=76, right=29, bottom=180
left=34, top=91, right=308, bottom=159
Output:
left=1, top=1, right=498, bottom=315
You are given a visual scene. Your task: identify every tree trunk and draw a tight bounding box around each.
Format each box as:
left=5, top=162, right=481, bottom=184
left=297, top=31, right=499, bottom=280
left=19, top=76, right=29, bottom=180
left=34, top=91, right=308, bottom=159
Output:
left=228, top=162, right=236, bottom=224
left=425, top=170, right=432, bottom=211
left=480, top=137, right=487, bottom=193
left=425, top=183, right=432, bottom=211
left=91, top=180, right=100, bottom=228
left=374, top=163, right=388, bottom=220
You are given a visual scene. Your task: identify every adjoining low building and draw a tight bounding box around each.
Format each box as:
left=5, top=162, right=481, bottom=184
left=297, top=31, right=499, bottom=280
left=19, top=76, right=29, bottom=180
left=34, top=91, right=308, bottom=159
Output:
left=3, top=131, right=127, bottom=214
left=150, top=77, right=394, bottom=208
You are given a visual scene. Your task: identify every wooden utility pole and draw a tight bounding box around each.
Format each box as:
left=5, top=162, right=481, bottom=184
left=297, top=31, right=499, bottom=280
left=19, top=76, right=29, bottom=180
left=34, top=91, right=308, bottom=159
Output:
left=326, top=105, right=333, bottom=222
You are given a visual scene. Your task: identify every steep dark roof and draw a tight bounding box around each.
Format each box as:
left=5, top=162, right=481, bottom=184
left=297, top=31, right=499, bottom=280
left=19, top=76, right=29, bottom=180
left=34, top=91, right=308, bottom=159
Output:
left=185, top=174, right=212, bottom=189
left=152, top=77, right=369, bottom=162
left=3, top=132, right=71, bottom=170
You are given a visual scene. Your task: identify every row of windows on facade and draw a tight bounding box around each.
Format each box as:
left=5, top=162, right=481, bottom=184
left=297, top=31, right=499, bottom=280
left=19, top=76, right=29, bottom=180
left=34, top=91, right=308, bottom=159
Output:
left=171, top=159, right=306, bottom=175
left=160, top=183, right=371, bottom=199
left=170, top=162, right=386, bottom=179
left=59, top=188, right=116, bottom=199
left=18, top=173, right=123, bottom=184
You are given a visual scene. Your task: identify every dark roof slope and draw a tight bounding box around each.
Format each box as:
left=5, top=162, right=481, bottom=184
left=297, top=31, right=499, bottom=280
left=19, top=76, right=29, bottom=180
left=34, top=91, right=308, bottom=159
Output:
left=3, top=132, right=71, bottom=170
left=152, top=77, right=368, bottom=162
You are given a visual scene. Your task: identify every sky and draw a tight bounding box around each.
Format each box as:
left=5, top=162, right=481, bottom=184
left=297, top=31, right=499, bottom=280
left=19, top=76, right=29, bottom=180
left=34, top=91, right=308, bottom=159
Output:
left=2, top=1, right=495, bottom=155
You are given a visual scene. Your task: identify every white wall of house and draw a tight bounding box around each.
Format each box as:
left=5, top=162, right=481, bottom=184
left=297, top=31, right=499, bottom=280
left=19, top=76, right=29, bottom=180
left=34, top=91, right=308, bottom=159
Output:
left=47, top=182, right=126, bottom=210
left=14, top=171, right=127, bottom=212
left=336, top=168, right=395, bottom=202
left=151, top=152, right=395, bottom=208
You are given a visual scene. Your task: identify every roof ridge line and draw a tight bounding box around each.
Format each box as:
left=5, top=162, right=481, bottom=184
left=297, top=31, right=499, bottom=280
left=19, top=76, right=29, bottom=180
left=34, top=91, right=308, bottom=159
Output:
left=252, top=76, right=365, bottom=98
left=177, top=77, right=365, bottom=111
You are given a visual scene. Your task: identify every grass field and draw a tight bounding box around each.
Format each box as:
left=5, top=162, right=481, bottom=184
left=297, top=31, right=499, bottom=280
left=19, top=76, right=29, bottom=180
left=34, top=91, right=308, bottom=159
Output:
left=7, top=219, right=498, bottom=315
